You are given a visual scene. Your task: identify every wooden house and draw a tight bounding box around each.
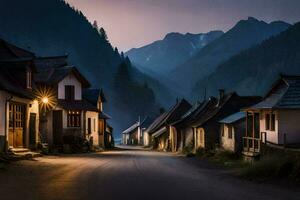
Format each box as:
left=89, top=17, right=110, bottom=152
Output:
left=83, top=89, right=112, bottom=149
left=122, top=121, right=141, bottom=145
left=191, top=90, right=261, bottom=151
left=147, top=99, right=192, bottom=151
left=0, top=39, right=39, bottom=153
left=219, top=112, right=246, bottom=153
left=243, top=75, right=300, bottom=157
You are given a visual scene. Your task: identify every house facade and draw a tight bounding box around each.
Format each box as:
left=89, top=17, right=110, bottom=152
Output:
left=243, top=75, right=300, bottom=157
left=192, top=91, right=261, bottom=151
left=219, top=111, right=246, bottom=153
left=83, top=89, right=113, bottom=149
left=0, top=40, right=40, bottom=153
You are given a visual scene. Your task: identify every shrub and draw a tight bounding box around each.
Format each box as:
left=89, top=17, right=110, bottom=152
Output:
left=239, top=155, right=300, bottom=182
left=183, top=141, right=195, bottom=157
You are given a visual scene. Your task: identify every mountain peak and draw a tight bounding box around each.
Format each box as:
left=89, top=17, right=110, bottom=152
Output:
left=247, top=16, right=259, bottom=22
left=164, top=32, right=183, bottom=40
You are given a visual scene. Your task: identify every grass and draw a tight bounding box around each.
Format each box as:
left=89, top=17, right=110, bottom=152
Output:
left=239, top=155, right=300, bottom=182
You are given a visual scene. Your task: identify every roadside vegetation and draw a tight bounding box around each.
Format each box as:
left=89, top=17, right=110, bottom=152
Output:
left=188, top=148, right=300, bottom=184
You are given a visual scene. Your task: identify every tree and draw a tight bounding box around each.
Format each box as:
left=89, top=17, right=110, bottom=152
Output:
left=93, top=20, right=99, bottom=30
left=99, top=27, right=108, bottom=41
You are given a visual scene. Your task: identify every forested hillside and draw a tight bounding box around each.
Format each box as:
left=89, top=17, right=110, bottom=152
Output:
left=192, top=22, right=300, bottom=99
left=0, top=0, right=169, bottom=136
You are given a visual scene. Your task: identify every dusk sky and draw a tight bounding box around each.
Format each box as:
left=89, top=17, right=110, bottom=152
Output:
left=66, top=0, right=300, bottom=51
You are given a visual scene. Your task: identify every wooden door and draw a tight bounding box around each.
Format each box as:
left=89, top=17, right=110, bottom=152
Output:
left=8, top=104, right=25, bottom=148
left=53, top=110, right=63, bottom=145
left=29, top=113, right=36, bottom=146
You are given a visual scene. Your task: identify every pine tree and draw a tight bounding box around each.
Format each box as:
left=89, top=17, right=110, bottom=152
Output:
left=99, top=27, right=108, bottom=41
left=93, top=20, right=99, bottom=30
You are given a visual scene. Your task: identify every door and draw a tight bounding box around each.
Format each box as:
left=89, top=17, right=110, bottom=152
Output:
left=87, top=118, right=92, bottom=135
left=29, top=113, right=36, bottom=147
left=9, top=103, right=25, bottom=148
left=196, top=128, right=205, bottom=149
left=53, top=110, right=63, bottom=145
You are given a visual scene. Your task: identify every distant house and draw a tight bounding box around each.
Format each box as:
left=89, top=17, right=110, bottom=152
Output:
left=191, top=90, right=261, bottom=151
left=147, top=99, right=192, bottom=151
left=0, top=39, right=39, bottom=152
left=122, top=118, right=145, bottom=145
left=34, top=56, right=105, bottom=150
left=243, top=75, right=300, bottom=157
left=219, top=112, right=246, bottom=153
left=83, top=89, right=112, bottom=149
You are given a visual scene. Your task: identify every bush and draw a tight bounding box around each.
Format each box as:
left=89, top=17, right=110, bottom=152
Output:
left=239, top=155, right=300, bottom=182
left=183, top=141, right=195, bottom=157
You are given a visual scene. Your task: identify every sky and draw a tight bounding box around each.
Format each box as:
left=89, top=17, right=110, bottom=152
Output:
left=66, top=0, right=300, bottom=51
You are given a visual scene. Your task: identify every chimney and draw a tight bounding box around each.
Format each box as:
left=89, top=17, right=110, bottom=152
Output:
left=216, top=89, right=225, bottom=107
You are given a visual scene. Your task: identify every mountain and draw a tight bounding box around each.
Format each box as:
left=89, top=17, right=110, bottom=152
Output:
left=0, top=0, right=171, bottom=137
left=192, top=22, right=300, bottom=99
left=125, top=31, right=224, bottom=74
left=171, top=17, right=291, bottom=92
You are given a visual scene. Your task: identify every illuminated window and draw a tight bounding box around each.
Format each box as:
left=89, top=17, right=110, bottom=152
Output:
left=67, top=110, right=81, bottom=127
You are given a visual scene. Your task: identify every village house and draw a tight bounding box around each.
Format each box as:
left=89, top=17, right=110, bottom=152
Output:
left=122, top=117, right=147, bottom=145
left=171, top=100, right=212, bottom=152
left=83, top=88, right=113, bottom=149
left=0, top=39, right=39, bottom=153
left=190, top=90, right=261, bottom=151
left=219, top=111, right=246, bottom=153
left=34, top=56, right=107, bottom=151
left=243, top=75, right=300, bottom=157
left=147, top=99, right=192, bottom=151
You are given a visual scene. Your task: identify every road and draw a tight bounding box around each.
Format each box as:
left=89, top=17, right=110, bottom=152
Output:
left=0, top=148, right=299, bottom=200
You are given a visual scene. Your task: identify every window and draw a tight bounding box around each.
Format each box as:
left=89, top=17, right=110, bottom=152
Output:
left=265, top=114, right=270, bottom=130
left=67, top=110, right=81, bottom=127
left=265, top=113, right=275, bottom=131
left=26, top=70, right=32, bottom=89
left=87, top=118, right=91, bottom=134
left=228, top=125, right=233, bottom=139
left=271, top=114, right=276, bottom=131
left=93, top=118, right=96, bottom=132
left=65, top=85, right=75, bottom=101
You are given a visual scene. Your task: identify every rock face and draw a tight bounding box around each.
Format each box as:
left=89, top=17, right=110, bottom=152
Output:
left=125, top=31, right=224, bottom=74
left=170, top=17, right=290, bottom=92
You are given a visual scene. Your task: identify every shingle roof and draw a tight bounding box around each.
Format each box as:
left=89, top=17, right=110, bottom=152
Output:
left=249, top=75, right=300, bottom=109
left=219, top=111, right=246, bottom=124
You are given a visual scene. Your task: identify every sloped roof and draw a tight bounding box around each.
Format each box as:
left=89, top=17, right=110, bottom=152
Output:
left=57, top=99, right=98, bottom=111
left=191, top=93, right=261, bottom=127
left=83, top=89, right=100, bottom=106
left=0, top=60, right=35, bottom=99
left=219, top=111, right=246, bottom=124
left=249, top=75, right=300, bottom=109
left=35, top=65, right=91, bottom=88
left=122, top=122, right=140, bottom=135
left=147, top=99, right=192, bottom=134
left=99, top=111, right=111, bottom=119
left=0, top=39, right=35, bottom=60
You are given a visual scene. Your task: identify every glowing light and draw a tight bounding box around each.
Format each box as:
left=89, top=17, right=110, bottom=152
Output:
left=34, top=86, right=57, bottom=111
left=42, top=97, right=49, bottom=104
